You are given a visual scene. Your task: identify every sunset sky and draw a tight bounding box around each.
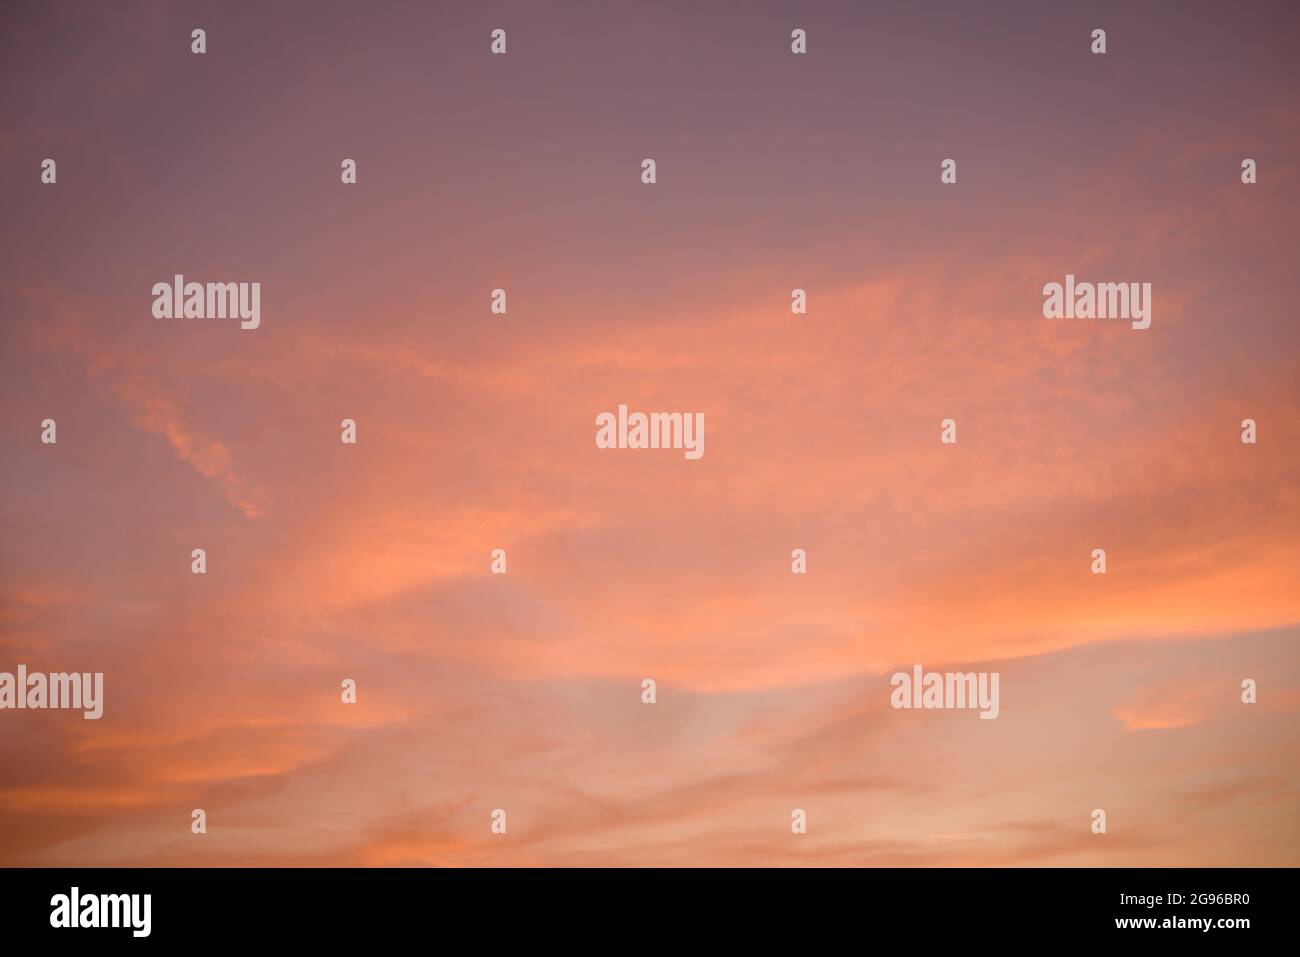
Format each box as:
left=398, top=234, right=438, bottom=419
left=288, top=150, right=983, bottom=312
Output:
left=1, top=0, right=1298, bottom=866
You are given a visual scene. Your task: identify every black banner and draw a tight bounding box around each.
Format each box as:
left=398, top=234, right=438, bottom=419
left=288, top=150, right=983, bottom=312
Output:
left=0, top=867, right=1285, bottom=944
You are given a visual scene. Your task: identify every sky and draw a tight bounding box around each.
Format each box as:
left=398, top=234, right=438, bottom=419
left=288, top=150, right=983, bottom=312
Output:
left=0, top=0, right=1297, bottom=866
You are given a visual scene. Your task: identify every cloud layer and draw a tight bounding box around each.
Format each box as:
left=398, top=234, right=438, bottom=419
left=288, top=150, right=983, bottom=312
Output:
left=1, top=0, right=1297, bottom=866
